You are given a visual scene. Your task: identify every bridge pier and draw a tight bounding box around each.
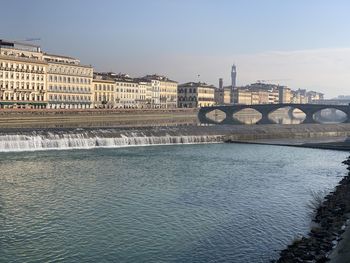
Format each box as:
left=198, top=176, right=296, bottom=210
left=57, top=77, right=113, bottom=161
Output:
left=287, top=107, right=294, bottom=119
left=256, top=107, right=275, bottom=124
left=344, top=110, right=350, bottom=123
left=221, top=109, right=233, bottom=124
left=197, top=108, right=219, bottom=125
left=197, top=109, right=209, bottom=123
left=256, top=110, right=274, bottom=125
left=300, top=110, right=317, bottom=124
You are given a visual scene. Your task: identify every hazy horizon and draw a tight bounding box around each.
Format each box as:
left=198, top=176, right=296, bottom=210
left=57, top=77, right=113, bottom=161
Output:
left=2, top=0, right=350, bottom=98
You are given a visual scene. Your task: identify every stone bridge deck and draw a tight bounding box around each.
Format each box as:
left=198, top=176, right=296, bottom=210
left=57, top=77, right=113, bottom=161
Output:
left=198, top=103, right=350, bottom=125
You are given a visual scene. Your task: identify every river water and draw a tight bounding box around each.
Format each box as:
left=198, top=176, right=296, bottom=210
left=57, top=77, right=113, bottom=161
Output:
left=0, top=143, right=348, bottom=262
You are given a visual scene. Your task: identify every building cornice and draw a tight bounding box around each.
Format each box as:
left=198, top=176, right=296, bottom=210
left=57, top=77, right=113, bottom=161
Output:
left=46, top=61, right=92, bottom=69
left=92, top=79, right=116, bottom=84
left=0, top=55, right=48, bottom=65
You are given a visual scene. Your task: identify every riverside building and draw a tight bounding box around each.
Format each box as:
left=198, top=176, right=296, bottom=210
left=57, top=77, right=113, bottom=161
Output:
left=142, top=75, right=178, bottom=109
left=178, top=82, right=215, bottom=108
left=135, top=78, right=152, bottom=108
left=138, top=79, right=152, bottom=109
left=278, top=86, right=292, bottom=103
left=306, top=91, right=324, bottom=103
left=0, top=40, right=47, bottom=108
left=214, top=86, right=231, bottom=105
left=268, top=88, right=280, bottom=104
left=113, top=74, right=140, bottom=109
left=93, top=73, right=153, bottom=109
left=232, top=88, right=252, bottom=104
left=233, top=83, right=284, bottom=105
left=44, top=53, right=93, bottom=109
left=93, top=73, right=116, bottom=108
left=159, top=76, right=177, bottom=109
left=291, top=89, right=308, bottom=104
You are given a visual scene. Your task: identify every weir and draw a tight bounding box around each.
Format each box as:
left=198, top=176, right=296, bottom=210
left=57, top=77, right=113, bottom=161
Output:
left=2, top=123, right=350, bottom=152
left=198, top=103, right=350, bottom=125
left=0, top=131, right=222, bottom=152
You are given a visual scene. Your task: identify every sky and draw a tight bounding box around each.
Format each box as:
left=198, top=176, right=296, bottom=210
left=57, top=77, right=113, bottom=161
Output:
left=2, top=0, right=350, bottom=98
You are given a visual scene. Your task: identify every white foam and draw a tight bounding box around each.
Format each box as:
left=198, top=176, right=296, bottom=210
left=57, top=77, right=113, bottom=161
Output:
left=0, top=133, right=223, bottom=152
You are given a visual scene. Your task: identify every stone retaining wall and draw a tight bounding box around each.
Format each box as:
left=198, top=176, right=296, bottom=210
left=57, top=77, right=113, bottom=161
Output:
left=276, top=157, right=350, bottom=263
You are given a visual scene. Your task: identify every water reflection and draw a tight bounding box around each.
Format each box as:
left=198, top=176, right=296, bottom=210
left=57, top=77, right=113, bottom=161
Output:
left=233, top=108, right=262, bottom=124
left=314, top=108, right=348, bottom=123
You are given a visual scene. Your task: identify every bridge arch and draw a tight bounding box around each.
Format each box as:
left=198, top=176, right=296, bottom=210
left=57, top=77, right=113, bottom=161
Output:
left=205, top=109, right=227, bottom=123
left=232, top=108, right=262, bottom=124
left=268, top=106, right=306, bottom=124
left=312, top=107, right=348, bottom=124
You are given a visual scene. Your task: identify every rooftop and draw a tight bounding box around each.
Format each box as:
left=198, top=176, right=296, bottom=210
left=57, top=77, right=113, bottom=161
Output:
left=143, top=74, right=177, bottom=83
left=44, top=53, right=77, bottom=61
left=0, top=39, right=41, bottom=52
left=93, top=73, right=115, bottom=82
left=178, top=82, right=215, bottom=88
left=98, top=72, right=139, bottom=83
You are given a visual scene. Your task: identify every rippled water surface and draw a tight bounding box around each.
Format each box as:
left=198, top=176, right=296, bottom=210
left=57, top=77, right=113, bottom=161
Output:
left=0, top=144, right=348, bottom=262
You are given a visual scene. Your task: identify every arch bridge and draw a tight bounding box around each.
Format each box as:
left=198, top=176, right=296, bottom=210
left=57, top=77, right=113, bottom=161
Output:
left=198, top=103, right=350, bottom=125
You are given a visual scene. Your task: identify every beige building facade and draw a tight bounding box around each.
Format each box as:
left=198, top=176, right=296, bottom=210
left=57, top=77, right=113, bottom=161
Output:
left=178, top=82, right=215, bottom=108
left=0, top=40, right=47, bottom=108
left=137, top=79, right=153, bottom=108
left=291, top=89, right=308, bottom=104
left=93, top=73, right=153, bottom=109
left=306, top=91, right=324, bottom=103
left=254, top=90, right=269, bottom=104
left=234, top=85, right=283, bottom=105
left=93, top=74, right=116, bottom=108
left=160, top=79, right=177, bottom=109
left=278, top=86, right=291, bottom=103
left=143, top=75, right=177, bottom=109
left=114, top=75, right=140, bottom=108
left=268, top=89, right=279, bottom=104
left=44, top=54, right=93, bottom=109
left=215, top=87, right=231, bottom=105
left=135, top=80, right=149, bottom=108
left=233, top=88, right=252, bottom=105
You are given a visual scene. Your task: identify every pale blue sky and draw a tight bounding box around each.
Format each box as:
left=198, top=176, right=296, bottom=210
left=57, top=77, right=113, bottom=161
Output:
left=2, top=0, right=350, bottom=97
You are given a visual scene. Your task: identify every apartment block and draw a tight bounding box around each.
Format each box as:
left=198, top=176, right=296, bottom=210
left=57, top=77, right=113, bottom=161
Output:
left=44, top=53, right=93, bottom=109
left=135, top=79, right=152, bottom=108
left=93, top=73, right=116, bottom=109
left=307, top=91, right=324, bottom=103
left=0, top=40, right=47, bottom=108
left=215, top=87, right=231, bottom=105
left=278, top=86, right=292, bottom=103
left=233, top=88, right=252, bottom=105
left=143, top=75, right=178, bottom=109
left=178, top=82, right=215, bottom=108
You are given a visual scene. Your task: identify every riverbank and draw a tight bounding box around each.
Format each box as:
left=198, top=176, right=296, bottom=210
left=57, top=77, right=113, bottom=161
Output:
left=0, top=108, right=198, bottom=129
left=330, top=221, right=350, bottom=263
left=276, top=157, right=350, bottom=263
left=225, top=138, right=350, bottom=151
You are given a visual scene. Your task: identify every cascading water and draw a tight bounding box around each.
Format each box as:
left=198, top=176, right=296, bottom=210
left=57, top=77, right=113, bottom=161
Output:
left=0, top=130, right=223, bottom=152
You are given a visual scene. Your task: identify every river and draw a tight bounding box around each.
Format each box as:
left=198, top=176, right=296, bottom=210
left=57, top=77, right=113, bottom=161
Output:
left=0, top=143, right=348, bottom=262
